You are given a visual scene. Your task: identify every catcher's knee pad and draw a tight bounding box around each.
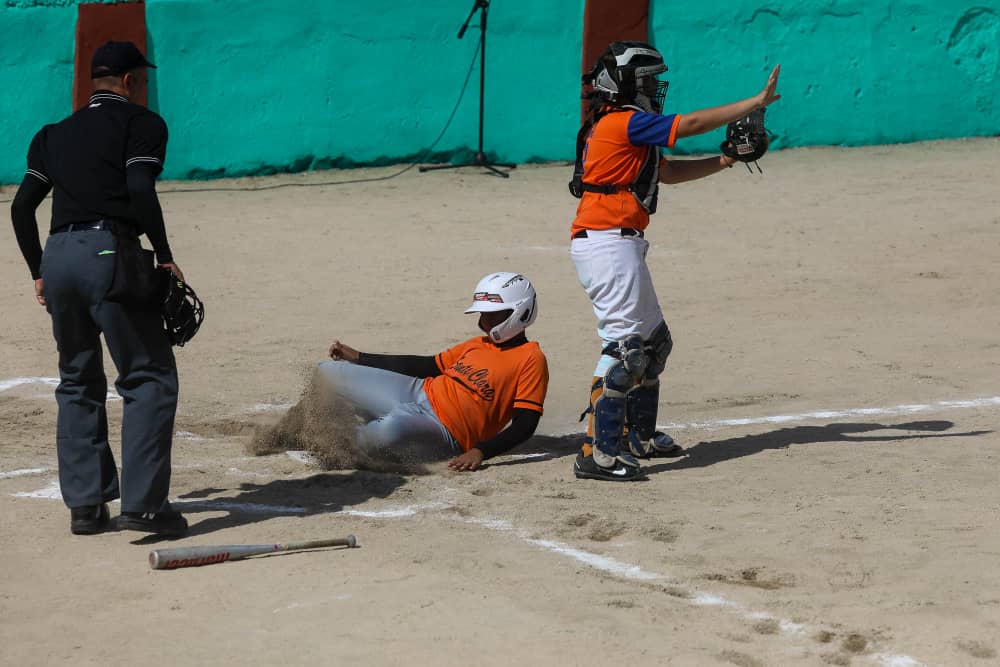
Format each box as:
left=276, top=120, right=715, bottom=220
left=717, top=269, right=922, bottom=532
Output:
left=643, top=320, right=672, bottom=379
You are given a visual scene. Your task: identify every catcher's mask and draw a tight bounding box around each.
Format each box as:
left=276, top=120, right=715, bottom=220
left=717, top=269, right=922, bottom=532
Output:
left=159, top=273, right=204, bottom=347
left=587, top=41, right=668, bottom=114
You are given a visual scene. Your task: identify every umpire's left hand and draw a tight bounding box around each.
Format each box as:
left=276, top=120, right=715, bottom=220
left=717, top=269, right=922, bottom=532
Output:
left=34, top=278, right=45, bottom=307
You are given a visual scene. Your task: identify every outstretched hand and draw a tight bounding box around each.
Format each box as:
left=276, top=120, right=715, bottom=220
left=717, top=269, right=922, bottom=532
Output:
left=448, top=448, right=484, bottom=472
left=756, top=64, right=781, bottom=109
left=328, top=339, right=361, bottom=363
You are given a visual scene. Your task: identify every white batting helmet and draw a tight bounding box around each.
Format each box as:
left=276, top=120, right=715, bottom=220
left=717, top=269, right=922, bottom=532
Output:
left=464, top=272, right=538, bottom=344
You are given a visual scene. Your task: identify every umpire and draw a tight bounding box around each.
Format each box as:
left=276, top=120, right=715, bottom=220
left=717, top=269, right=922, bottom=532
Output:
left=10, top=41, right=187, bottom=537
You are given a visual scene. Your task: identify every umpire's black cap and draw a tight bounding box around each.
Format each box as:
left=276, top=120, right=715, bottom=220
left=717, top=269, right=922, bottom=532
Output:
left=91, top=41, right=156, bottom=78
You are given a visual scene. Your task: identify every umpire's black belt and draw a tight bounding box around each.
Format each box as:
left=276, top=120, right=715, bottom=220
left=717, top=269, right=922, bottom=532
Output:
left=52, top=219, right=138, bottom=239
left=572, top=228, right=643, bottom=240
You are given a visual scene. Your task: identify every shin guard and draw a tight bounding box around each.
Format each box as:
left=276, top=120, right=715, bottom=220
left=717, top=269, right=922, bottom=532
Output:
left=580, top=377, right=602, bottom=458
left=592, top=356, right=642, bottom=469
left=625, top=378, right=659, bottom=457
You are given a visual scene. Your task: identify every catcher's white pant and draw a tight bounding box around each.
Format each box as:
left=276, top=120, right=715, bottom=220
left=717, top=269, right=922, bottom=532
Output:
left=570, top=230, right=664, bottom=377
left=317, top=361, right=459, bottom=461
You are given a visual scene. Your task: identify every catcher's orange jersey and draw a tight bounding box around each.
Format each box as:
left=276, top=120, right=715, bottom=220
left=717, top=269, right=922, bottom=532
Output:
left=423, top=336, right=548, bottom=451
left=571, top=109, right=680, bottom=237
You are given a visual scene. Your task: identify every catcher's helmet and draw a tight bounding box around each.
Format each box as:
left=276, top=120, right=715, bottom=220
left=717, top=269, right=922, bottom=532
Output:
left=464, top=272, right=538, bottom=344
left=588, top=41, right=668, bottom=114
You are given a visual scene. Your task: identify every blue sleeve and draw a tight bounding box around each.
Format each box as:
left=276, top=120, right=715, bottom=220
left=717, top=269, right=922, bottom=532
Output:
left=626, top=112, right=680, bottom=147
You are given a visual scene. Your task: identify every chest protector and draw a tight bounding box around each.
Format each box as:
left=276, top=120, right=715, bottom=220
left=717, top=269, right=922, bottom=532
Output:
left=569, top=108, right=660, bottom=214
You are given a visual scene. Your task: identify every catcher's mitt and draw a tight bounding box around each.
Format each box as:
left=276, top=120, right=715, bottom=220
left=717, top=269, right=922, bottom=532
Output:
left=158, top=272, right=205, bottom=347
left=721, top=108, right=769, bottom=172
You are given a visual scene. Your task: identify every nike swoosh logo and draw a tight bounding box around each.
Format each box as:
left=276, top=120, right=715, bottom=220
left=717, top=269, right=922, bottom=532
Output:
left=611, top=467, right=628, bottom=476
left=98, top=250, right=116, bottom=255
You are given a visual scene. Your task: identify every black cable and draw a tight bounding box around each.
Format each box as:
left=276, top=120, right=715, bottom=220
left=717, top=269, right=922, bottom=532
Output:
left=0, top=37, right=482, bottom=203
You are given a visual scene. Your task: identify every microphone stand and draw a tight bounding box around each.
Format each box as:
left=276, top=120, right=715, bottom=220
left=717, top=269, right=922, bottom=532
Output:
left=420, top=0, right=515, bottom=178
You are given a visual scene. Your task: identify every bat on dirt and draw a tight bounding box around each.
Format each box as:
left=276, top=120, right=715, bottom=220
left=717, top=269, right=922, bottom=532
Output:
left=149, top=535, right=357, bottom=570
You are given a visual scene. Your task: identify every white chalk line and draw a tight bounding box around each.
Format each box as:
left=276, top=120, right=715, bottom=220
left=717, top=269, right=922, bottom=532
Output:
left=286, top=450, right=319, bottom=466
left=172, top=499, right=306, bottom=514
left=526, top=538, right=660, bottom=581
left=338, top=504, right=923, bottom=666
left=0, top=377, right=59, bottom=392
left=7, top=478, right=923, bottom=664
left=246, top=402, right=295, bottom=413
left=435, top=507, right=926, bottom=666
left=656, top=396, right=1000, bottom=432
left=10, top=390, right=988, bottom=664
left=0, top=467, right=50, bottom=479
left=0, top=469, right=927, bottom=665
left=338, top=502, right=446, bottom=518
left=12, top=479, right=61, bottom=499
left=10, top=478, right=305, bottom=514
left=0, top=376, right=120, bottom=401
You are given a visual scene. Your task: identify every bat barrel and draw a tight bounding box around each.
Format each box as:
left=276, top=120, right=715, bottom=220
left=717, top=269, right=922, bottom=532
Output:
left=149, top=535, right=357, bottom=570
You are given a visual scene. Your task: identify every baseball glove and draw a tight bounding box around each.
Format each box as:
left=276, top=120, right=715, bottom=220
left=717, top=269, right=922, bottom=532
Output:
left=721, top=108, right=769, bottom=170
left=158, top=272, right=205, bottom=347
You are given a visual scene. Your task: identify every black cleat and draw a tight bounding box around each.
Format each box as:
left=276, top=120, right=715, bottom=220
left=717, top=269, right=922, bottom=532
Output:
left=573, top=452, right=644, bottom=481
left=70, top=503, right=111, bottom=535
left=645, top=432, right=683, bottom=458
left=118, top=507, right=188, bottom=537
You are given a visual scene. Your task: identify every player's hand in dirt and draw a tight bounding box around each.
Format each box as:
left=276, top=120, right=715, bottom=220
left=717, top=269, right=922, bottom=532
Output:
left=448, top=448, right=484, bottom=471
left=329, top=340, right=361, bottom=363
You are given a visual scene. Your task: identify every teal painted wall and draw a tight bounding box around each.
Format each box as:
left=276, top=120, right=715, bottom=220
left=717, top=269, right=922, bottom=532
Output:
left=2, top=1, right=999, bottom=182
left=143, top=0, right=582, bottom=178
left=652, top=1, right=1000, bottom=154
left=0, top=3, right=77, bottom=184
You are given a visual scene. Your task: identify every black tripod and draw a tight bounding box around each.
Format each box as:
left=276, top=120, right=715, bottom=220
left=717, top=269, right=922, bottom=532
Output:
left=419, top=0, right=515, bottom=178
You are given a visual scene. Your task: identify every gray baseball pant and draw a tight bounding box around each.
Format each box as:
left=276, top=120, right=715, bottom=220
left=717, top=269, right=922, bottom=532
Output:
left=316, top=361, right=459, bottom=461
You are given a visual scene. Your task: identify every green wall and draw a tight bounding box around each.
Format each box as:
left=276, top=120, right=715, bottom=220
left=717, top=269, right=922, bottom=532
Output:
left=143, top=0, right=582, bottom=178
left=652, top=1, right=1000, bottom=154
left=2, top=0, right=999, bottom=182
left=1, top=2, right=77, bottom=184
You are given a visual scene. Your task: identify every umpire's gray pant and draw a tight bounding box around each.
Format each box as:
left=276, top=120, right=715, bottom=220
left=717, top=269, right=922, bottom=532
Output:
left=41, top=229, right=178, bottom=513
left=317, top=361, right=459, bottom=462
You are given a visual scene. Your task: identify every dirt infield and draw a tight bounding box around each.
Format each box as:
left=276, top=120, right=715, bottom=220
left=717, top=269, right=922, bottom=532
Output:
left=2, top=139, right=999, bottom=666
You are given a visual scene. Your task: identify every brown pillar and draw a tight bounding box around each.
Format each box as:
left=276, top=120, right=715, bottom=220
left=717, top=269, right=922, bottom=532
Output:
left=580, top=0, right=649, bottom=122
left=73, top=2, right=148, bottom=111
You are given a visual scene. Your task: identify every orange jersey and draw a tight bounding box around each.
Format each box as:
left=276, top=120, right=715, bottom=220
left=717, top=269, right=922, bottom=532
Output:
left=423, top=337, right=548, bottom=451
left=571, top=109, right=680, bottom=237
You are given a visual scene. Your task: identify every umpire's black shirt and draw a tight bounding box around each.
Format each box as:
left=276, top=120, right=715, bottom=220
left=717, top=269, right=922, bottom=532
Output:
left=11, top=90, right=173, bottom=279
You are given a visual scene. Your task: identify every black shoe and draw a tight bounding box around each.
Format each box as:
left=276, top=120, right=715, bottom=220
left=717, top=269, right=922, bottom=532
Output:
left=118, top=508, right=188, bottom=537
left=645, top=432, right=684, bottom=458
left=70, top=503, right=111, bottom=535
left=573, top=452, right=645, bottom=481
